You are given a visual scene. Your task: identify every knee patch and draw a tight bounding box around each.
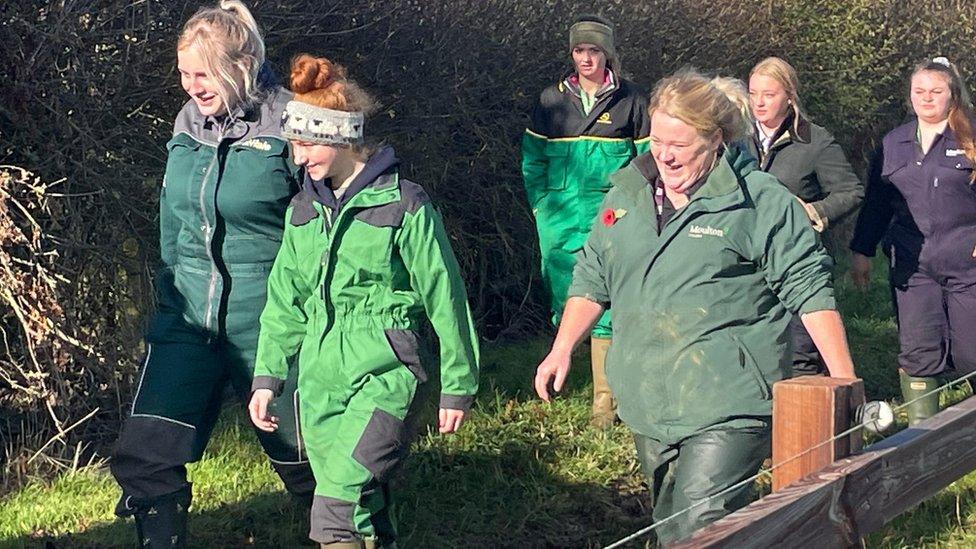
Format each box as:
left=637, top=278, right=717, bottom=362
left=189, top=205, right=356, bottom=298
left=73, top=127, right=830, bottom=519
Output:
left=111, top=415, right=198, bottom=500
left=352, top=409, right=409, bottom=483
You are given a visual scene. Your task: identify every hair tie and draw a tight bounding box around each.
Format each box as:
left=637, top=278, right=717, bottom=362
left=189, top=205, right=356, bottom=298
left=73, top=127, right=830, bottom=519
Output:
left=932, top=56, right=951, bottom=68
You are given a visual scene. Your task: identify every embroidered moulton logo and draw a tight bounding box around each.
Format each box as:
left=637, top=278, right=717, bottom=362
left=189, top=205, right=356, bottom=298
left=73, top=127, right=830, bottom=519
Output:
left=688, top=224, right=725, bottom=238
left=238, top=138, right=272, bottom=151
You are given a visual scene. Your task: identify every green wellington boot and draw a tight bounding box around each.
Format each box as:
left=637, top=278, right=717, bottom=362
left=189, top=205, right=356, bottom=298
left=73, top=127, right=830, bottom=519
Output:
left=899, top=369, right=941, bottom=426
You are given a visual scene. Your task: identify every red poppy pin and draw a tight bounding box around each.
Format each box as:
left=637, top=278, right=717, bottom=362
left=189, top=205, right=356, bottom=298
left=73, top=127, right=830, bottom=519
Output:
left=602, top=208, right=627, bottom=227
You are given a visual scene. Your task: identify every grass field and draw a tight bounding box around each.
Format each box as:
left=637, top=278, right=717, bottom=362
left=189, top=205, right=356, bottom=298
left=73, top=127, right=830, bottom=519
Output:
left=2, top=263, right=975, bottom=548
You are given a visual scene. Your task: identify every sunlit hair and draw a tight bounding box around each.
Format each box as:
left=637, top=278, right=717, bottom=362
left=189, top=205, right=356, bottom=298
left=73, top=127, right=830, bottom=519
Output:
left=911, top=57, right=976, bottom=177
left=177, top=0, right=266, bottom=113
left=289, top=54, right=378, bottom=156
left=648, top=68, right=752, bottom=144
left=711, top=77, right=753, bottom=137
left=749, top=56, right=804, bottom=134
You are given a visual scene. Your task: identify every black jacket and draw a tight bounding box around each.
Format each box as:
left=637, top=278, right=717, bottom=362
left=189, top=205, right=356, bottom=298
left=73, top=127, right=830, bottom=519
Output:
left=745, top=113, right=863, bottom=230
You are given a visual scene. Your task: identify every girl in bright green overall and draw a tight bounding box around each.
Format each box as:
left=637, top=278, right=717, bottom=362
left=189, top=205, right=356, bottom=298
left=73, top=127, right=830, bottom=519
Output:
left=521, top=15, right=649, bottom=428
left=248, top=55, right=479, bottom=549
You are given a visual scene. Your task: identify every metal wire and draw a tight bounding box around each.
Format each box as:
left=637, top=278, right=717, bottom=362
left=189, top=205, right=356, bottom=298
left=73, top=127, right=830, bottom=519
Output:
left=603, top=370, right=976, bottom=549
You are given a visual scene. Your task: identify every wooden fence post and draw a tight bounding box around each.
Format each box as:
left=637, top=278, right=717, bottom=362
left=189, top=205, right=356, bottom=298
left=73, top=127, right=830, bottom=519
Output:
left=772, top=377, right=864, bottom=491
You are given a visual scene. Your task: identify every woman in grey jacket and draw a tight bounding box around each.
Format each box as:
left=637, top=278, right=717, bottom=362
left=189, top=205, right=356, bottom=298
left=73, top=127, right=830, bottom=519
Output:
left=746, top=56, right=864, bottom=377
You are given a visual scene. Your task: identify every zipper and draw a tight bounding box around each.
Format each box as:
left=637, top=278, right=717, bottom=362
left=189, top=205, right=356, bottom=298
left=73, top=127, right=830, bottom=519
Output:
left=199, top=129, right=224, bottom=335
left=320, top=206, right=334, bottom=302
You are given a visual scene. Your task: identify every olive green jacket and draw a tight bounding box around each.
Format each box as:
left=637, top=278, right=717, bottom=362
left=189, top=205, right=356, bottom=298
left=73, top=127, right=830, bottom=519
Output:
left=569, top=147, right=836, bottom=443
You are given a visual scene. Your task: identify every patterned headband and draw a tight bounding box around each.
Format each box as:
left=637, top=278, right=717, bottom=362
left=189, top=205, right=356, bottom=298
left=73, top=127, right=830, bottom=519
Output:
left=281, top=101, right=364, bottom=146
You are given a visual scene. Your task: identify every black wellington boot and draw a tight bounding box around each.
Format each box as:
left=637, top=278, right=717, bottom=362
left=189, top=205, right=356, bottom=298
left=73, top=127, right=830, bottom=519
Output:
left=127, top=483, right=192, bottom=548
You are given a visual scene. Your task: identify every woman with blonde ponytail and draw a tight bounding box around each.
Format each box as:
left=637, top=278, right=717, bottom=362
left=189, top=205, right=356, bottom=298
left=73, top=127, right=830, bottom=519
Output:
left=110, top=3, right=314, bottom=547
left=851, top=57, right=976, bottom=425
left=535, top=68, right=856, bottom=543
left=248, top=54, right=479, bottom=548
left=746, top=57, right=863, bottom=378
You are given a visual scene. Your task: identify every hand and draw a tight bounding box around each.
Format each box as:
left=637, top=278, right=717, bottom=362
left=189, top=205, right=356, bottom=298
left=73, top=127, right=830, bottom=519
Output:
left=248, top=389, right=278, bottom=432
left=851, top=253, right=872, bottom=290
left=534, top=348, right=572, bottom=402
left=438, top=408, right=466, bottom=434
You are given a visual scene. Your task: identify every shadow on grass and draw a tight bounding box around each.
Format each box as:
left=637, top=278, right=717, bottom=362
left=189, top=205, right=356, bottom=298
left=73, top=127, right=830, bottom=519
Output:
left=10, top=340, right=653, bottom=548
left=12, top=442, right=651, bottom=548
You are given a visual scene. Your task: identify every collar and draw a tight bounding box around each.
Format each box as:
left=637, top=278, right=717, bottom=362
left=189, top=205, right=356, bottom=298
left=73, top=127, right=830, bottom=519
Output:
left=560, top=68, right=618, bottom=99
left=623, top=146, right=750, bottom=203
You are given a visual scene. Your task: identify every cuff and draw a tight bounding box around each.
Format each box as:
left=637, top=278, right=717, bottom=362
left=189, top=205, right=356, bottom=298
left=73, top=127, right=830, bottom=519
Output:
left=251, top=375, right=285, bottom=396
left=798, top=198, right=827, bottom=232
left=440, top=394, right=475, bottom=412
left=797, top=292, right=837, bottom=315
left=566, top=291, right=610, bottom=309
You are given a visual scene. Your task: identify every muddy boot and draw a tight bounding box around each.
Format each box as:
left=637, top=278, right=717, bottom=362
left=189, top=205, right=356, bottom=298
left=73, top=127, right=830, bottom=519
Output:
left=589, top=336, right=617, bottom=429
left=123, top=483, right=191, bottom=548
left=899, top=369, right=941, bottom=426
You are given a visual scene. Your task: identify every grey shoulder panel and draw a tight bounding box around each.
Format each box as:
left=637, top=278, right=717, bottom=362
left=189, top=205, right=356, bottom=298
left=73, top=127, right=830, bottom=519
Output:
left=354, top=202, right=405, bottom=228
left=289, top=190, right=319, bottom=226
left=398, top=179, right=432, bottom=215
left=172, top=100, right=214, bottom=145
left=353, top=178, right=432, bottom=228
left=247, top=87, right=293, bottom=140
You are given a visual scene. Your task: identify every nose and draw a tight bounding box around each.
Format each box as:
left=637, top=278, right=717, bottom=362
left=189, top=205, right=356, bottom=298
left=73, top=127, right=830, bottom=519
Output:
left=654, top=145, right=673, bottom=162
left=293, top=147, right=307, bottom=166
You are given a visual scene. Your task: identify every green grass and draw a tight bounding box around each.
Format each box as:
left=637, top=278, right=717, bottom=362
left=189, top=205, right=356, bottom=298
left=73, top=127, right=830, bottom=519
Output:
left=3, top=258, right=976, bottom=547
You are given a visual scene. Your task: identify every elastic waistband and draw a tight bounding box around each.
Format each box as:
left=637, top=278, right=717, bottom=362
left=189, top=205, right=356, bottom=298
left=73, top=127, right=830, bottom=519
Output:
left=331, top=311, right=421, bottom=332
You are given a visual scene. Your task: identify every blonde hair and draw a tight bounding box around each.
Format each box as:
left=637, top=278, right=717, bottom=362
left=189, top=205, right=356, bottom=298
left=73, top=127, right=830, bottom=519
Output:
left=911, top=58, right=976, bottom=177
left=749, top=56, right=804, bottom=134
left=177, top=0, right=266, bottom=113
left=648, top=68, right=751, bottom=144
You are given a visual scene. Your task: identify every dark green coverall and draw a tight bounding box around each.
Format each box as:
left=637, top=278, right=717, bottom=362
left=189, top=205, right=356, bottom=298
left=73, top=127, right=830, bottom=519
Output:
left=111, top=87, right=314, bottom=545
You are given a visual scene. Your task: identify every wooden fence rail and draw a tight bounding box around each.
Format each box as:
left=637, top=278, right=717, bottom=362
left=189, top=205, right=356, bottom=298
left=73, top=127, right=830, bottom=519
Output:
left=670, top=395, right=976, bottom=548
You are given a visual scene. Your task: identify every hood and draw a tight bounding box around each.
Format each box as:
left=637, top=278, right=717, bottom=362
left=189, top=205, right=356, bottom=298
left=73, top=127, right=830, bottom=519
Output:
left=304, top=145, right=399, bottom=214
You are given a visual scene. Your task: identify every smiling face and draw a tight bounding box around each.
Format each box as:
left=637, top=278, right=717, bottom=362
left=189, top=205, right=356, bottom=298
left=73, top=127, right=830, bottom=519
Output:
left=572, top=43, right=607, bottom=81
left=291, top=141, right=342, bottom=181
left=748, top=73, right=791, bottom=128
left=910, top=70, right=953, bottom=124
left=177, top=45, right=229, bottom=117
left=650, top=110, right=721, bottom=192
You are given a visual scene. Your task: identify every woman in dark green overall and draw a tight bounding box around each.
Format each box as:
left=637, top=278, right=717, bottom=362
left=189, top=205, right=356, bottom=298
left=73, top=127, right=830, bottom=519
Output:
left=248, top=54, right=480, bottom=549
left=110, top=2, right=313, bottom=547
left=535, top=69, right=857, bottom=544
left=521, top=15, right=650, bottom=428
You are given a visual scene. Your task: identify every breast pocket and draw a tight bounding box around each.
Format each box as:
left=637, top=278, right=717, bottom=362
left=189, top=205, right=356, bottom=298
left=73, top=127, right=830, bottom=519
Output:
left=226, top=139, right=295, bottom=204
left=582, top=140, right=634, bottom=191
left=543, top=141, right=571, bottom=191
left=337, top=219, right=394, bottom=277
left=938, top=151, right=974, bottom=173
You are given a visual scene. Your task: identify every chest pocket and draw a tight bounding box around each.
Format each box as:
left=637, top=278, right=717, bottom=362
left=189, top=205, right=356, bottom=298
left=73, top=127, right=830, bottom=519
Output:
left=164, top=135, right=204, bottom=194
left=225, top=138, right=295, bottom=204
left=543, top=141, right=571, bottom=191
left=938, top=150, right=975, bottom=172
left=584, top=140, right=634, bottom=191
left=337, top=214, right=396, bottom=276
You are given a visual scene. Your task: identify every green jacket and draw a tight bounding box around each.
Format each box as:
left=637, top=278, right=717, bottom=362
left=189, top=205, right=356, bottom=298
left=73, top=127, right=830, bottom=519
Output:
left=745, top=113, right=863, bottom=231
left=252, top=147, right=480, bottom=410
left=569, top=148, right=836, bottom=443
left=153, top=86, right=299, bottom=340
left=522, top=70, right=650, bottom=336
